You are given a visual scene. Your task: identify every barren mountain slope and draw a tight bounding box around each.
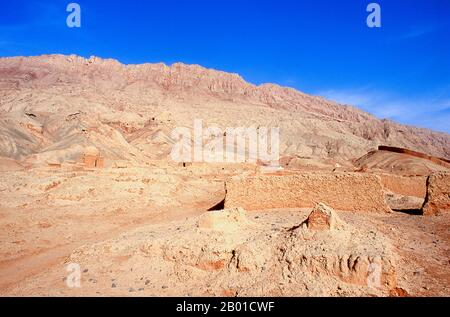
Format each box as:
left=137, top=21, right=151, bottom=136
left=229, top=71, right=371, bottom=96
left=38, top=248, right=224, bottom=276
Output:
left=355, top=150, right=450, bottom=176
left=1, top=54, right=449, bottom=164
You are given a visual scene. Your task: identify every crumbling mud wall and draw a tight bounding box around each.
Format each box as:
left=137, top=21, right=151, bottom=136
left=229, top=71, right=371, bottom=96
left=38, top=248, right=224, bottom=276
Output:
left=225, top=173, right=391, bottom=213
left=82, top=146, right=105, bottom=168
left=83, top=155, right=105, bottom=168
left=379, top=174, right=427, bottom=198
left=422, top=172, right=450, bottom=215
left=175, top=162, right=258, bottom=175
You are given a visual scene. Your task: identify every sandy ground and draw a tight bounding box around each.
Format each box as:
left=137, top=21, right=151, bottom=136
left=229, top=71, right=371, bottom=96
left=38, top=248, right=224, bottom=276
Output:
left=0, top=167, right=449, bottom=297
left=0, top=166, right=224, bottom=294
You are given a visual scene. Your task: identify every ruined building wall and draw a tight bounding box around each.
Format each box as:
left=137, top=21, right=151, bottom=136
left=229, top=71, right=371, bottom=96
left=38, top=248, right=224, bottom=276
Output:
left=379, top=174, right=427, bottom=198
left=225, top=173, right=391, bottom=213
left=422, top=172, right=450, bottom=215
left=83, top=155, right=105, bottom=168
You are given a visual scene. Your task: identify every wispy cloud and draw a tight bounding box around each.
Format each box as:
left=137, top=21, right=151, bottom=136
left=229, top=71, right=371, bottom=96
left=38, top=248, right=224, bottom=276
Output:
left=317, top=87, right=450, bottom=134
left=401, top=25, right=438, bottom=39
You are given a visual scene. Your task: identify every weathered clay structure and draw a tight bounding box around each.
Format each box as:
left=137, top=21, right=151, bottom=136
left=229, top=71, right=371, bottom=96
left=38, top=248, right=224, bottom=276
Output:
left=379, top=174, right=427, bottom=198
left=302, top=203, right=343, bottom=231
left=82, top=146, right=104, bottom=168
left=225, top=173, right=392, bottom=213
left=198, top=207, right=251, bottom=232
left=422, top=172, right=450, bottom=215
left=46, top=161, right=62, bottom=168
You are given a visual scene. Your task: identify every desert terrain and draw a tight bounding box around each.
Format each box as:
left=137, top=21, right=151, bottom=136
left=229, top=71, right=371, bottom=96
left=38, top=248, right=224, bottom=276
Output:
left=0, top=55, right=449, bottom=297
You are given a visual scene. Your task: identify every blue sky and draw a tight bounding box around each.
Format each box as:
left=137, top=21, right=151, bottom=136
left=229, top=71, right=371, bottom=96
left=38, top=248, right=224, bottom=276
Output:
left=1, top=0, right=449, bottom=132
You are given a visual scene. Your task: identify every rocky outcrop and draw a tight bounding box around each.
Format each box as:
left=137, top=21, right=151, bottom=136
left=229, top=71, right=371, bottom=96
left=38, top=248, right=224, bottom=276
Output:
left=385, top=192, right=424, bottom=211
left=302, top=203, right=343, bottom=231
left=422, top=172, right=450, bottom=215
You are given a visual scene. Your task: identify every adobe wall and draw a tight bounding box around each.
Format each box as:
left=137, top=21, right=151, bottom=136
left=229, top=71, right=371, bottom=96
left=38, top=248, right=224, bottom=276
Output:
left=83, top=155, right=105, bottom=168
left=96, top=157, right=105, bottom=168
left=225, top=173, right=391, bottom=213
left=379, top=174, right=427, bottom=198
left=173, top=162, right=258, bottom=175
left=422, top=172, right=450, bottom=215
left=83, top=155, right=97, bottom=168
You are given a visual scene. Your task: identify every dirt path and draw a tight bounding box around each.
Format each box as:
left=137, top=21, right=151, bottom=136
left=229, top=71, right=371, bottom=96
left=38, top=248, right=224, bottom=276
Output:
left=0, top=203, right=211, bottom=294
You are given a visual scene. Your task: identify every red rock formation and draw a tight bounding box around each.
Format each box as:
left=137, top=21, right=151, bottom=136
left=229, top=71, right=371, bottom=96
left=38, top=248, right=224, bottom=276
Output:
left=378, top=146, right=450, bottom=168
left=304, top=203, right=342, bottom=231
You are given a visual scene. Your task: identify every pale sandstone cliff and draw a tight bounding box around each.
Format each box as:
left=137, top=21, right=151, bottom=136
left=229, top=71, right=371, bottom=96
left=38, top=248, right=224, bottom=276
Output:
left=1, top=54, right=449, bottom=165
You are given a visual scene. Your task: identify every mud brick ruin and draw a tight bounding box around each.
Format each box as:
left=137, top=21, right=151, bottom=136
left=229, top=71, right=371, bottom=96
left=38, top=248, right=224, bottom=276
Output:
left=82, top=146, right=105, bottom=169
left=225, top=173, right=392, bottom=213
left=422, top=172, right=450, bottom=215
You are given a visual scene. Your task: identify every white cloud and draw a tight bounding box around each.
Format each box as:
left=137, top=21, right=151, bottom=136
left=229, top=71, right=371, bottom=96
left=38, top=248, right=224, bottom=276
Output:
left=401, top=25, right=438, bottom=40
left=317, top=88, right=450, bottom=134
